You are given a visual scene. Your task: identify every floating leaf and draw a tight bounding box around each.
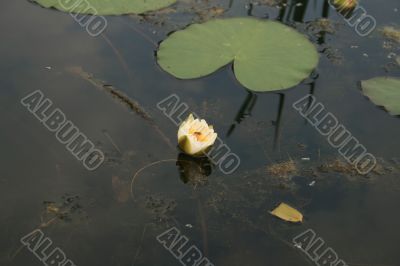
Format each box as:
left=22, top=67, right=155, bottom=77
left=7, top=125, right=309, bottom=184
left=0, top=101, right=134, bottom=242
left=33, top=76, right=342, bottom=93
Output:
left=157, top=18, right=319, bottom=92
left=270, top=203, right=303, bottom=223
left=361, top=77, right=400, bottom=115
left=33, top=0, right=177, bottom=15
left=112, top=176, right=130, bottom=203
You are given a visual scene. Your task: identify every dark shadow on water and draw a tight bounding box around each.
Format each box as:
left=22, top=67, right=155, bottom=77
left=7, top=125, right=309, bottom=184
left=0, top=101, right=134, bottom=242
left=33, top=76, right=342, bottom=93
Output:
left=272, top=93, right=285, bottom=150
left=227, top=92, right=257, bottom=137
left=226, top=0, right=331, bottom=145
left=278, top=0, right=330, bottom=23
left=176, top=153, right=212, bottom=185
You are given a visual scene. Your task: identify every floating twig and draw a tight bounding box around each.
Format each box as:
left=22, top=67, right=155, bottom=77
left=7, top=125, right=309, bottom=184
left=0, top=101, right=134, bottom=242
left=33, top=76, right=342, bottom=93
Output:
left=66, top=66, right=174, bottom=150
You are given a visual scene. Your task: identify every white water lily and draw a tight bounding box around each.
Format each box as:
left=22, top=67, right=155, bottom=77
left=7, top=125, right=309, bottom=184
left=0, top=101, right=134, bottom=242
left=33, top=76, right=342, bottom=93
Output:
left=333, top=0, right=357, bottom=10
left=177, top=114, right=218, bottom=156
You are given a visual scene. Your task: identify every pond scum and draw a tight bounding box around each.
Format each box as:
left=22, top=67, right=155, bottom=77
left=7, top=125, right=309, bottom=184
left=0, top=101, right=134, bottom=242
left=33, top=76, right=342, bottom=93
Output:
left=130, top=156, right=400, bottom=227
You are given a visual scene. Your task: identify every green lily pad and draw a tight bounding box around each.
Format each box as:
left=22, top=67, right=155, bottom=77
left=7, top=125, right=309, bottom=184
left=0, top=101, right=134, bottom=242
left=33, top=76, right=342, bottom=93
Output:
left=157, top=18, right=319, bottom=92
left=33, top=0, right=176, bottom=15
left=361, top=77, right=400, bottom=116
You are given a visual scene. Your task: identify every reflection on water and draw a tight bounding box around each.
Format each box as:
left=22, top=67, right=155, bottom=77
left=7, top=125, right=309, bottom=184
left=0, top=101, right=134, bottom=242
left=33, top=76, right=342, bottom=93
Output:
left=1, top=0, right=400, bottom=265
left=177, top=153, right=212, bottom=186
left=227, top=92, right=257, bottom=137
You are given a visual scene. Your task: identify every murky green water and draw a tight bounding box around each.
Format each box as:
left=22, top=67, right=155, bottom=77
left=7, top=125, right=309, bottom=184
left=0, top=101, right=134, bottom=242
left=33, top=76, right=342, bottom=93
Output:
left=1, top=0, right=400, bottom=265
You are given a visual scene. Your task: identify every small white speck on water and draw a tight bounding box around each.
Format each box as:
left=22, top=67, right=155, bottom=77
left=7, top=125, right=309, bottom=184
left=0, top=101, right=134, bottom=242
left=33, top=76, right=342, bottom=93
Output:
left=387, top=52, right=397, bottom=59
left=294, top=243, right=302, bottom=249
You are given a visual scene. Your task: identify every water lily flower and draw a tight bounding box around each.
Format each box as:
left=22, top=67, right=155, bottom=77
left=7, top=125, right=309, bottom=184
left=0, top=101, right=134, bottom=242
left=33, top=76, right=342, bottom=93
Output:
left=178, top=114, right=218, bottom=156
left=333, top=0, right=357, bottom=10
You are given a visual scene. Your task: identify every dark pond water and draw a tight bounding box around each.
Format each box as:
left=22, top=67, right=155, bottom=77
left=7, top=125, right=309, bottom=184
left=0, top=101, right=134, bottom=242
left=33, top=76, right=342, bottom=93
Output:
left=1, top=0, right=400, bottom=265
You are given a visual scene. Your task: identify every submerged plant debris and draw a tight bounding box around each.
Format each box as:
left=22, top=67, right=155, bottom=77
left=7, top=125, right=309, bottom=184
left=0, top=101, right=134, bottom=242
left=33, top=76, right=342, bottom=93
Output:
left=381, top=26, right=400, bottom=43
left=267, top=160, right=298, bottom=178
left=307, top=18, right=336, bottom=35
left=317, top=159, right=358, bottom=175
left=41, top=194, right=88, bottom=228
left=66, top=66, right=173, bottom=149
left=144, top=194, right=177, bottom=222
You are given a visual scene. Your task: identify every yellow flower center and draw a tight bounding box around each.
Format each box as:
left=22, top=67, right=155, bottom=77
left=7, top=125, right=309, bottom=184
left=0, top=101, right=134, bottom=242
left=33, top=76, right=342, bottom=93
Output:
left=189, top=125, right=210, bottom=142
left=194, top=131, right=208, bottom=142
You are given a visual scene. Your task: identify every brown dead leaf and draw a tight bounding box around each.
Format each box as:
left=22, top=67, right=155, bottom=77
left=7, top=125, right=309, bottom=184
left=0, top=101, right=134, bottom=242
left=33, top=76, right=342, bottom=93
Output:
left=270, top=203, right=303, bottom=223
left=112, top=176, right=130, bottom=203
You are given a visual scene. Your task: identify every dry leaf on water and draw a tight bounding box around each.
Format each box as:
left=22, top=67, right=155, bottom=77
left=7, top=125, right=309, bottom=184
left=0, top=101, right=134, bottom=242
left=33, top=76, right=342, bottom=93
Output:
left=112, top=176, right=130, bottom=203
left=270, top=203, right=303, bottom=223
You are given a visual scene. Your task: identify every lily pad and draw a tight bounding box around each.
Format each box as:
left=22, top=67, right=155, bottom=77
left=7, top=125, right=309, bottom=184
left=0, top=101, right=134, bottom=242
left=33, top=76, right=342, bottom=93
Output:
left=361, top=77, right=400, bottom=115
left=157, top=18, right=319, bottom=92
left=33, top=0, right=177, bottom=15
